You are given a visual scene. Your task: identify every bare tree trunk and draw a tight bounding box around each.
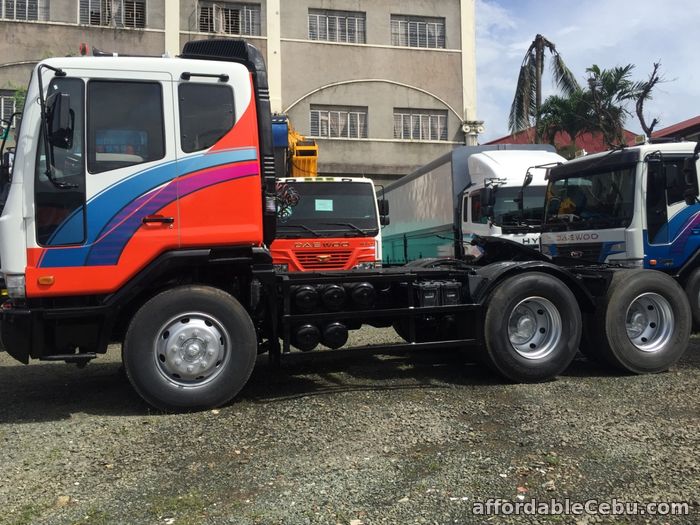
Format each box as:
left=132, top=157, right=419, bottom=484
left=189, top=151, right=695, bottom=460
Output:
left=636, top=62, right=662, bottom=138
left=534, top=34, right=544, bottom=143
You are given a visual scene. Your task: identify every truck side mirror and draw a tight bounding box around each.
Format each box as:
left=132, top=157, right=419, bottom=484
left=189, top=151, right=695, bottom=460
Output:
left=482, top=187, right=496, bottom=207
left=380, top=215, right=390, bottom=226
left=682, top=157, right=699, bottom=205
left=682, top=157, right=696, bottom=187
left=46, top=92, right=73, bottom=149
left=378, top=198, right=389, bottom=216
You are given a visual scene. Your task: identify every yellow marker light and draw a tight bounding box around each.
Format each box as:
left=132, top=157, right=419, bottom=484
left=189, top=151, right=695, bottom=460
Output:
left=38, top=276, right=55, bottom=285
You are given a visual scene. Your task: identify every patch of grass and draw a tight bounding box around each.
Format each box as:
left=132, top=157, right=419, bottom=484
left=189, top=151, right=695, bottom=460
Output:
left=149, top=492, right=208, bottom=525
left=545, top=454, right=561, bottom=466
left=71, top=509, right=110, bottom=525
left=4, top=503, right=44, bottom=525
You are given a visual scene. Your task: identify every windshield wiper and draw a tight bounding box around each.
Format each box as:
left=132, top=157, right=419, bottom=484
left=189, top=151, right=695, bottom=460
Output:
left=277, top=224, right=322, bottom=237
left=321, top=222, right=373, bottom=235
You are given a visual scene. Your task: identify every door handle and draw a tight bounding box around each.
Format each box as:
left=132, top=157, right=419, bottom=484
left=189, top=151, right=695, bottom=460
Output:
left=691, top=228, right=700, bottom=235
left=142, top=215, right=174, bottom=225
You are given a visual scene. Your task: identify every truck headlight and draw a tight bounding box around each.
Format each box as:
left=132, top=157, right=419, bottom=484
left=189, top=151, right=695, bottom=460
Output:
left=354, top=262, right=377, bottom=270
left=5, top=275, right=25, bottom=299
left=609, top=242, right=626, bottom=252
left=273, top=263, right=288, bottom=272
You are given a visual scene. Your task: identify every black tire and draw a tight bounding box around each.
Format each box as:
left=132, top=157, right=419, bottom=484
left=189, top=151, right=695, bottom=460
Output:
left=482, top=272, right=581, bottom=382
left=590, top=270, right=690, bottom=374
left=123, top=285, right=257, bottom=411
left=683, top=267, right=700, bottom=331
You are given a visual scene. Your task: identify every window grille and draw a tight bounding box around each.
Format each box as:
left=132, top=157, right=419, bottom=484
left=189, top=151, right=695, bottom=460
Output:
left=393, top=109, right=448, bottom=141
left=310, top=106, right=368, bottom=139
left=308, top=9, right=366, bottom=44
left=390, top=15, right=445, bottom=49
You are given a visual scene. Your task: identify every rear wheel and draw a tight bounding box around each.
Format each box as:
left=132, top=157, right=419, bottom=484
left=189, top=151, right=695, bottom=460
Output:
left=482, top=272, right=581, bottom=382
left=590, top=270, right=690, bottom=373
left=683, top=267, right=700, bottom=331
left=123, top=285, right=257, bottom=411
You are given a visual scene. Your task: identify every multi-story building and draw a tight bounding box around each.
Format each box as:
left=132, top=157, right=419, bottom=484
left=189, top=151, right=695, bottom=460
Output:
left=0, top=0, right=480, bottom=184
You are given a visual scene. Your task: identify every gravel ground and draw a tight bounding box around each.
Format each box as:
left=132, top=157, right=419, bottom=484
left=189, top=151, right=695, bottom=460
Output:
left=0, top=328, right=698, bottom=525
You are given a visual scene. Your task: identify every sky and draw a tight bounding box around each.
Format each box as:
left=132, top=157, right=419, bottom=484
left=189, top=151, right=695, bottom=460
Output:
left=476, top=0, right=700, bottom=142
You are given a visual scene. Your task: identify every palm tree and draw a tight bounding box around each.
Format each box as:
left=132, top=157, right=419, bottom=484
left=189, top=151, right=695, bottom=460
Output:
left=509, top=34, right=579, bottom=142
left=586, top=64, right=640, bottom=147
left=537, top=89, right=592, bottom=157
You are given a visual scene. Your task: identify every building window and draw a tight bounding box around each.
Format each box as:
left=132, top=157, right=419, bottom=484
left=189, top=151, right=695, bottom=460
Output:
left=199, top=2, right=261, bottom=36
left=0, top=91, right=18, bottom=129
left=308, top=9, right=366, bottom=44
left=310, top=106, right=368, bottom=139
left=393, top=109, right=448, bottom=141
left=390, top=15, right=445, bottom=49
left=79, top=0, right=146, bottom=28
left=1, top=0, right=49, bottom=21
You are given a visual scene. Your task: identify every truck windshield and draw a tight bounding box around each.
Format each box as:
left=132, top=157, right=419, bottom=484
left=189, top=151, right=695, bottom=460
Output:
left=492, top=186, right=547, bottom=226
left=544, top=165, right=636, bottom=231
left=276, top=181, right=378, bottom=238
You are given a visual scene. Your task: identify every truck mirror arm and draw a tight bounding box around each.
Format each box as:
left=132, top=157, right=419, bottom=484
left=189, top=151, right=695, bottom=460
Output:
left=37, top=64, right=77, bottom=190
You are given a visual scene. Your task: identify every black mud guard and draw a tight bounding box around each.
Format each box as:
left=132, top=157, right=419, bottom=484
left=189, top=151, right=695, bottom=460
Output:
left=470, top=260, right=596, bottom=313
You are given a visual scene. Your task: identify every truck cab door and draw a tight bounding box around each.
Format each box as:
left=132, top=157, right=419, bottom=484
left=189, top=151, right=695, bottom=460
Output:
left=645, top=155, right=699, bottom=268
left=30, top=71, right=178, bottom=296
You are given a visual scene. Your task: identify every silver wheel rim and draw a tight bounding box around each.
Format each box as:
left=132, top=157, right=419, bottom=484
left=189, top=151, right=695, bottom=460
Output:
left=507, top=296, right=562, bottom=360
left=625, top=293, right=674, bottom=353
left=154, top=312, right=230, bottom=387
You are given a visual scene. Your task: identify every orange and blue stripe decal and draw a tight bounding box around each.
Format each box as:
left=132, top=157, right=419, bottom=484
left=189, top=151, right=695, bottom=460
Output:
left=38, top=147, right=259, bottom=268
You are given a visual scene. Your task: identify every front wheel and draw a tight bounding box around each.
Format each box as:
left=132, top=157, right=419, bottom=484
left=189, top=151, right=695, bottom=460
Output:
left=123, top=285, right=257, bottom=411
left=482, top=272, right=581, bottom=382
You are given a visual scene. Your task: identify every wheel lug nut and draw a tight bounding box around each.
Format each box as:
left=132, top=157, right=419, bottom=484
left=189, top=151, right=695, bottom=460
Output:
left=170, top=346, right=178, bottom=353
left=207, top=349, right=215, bottom=356
left=187, top=365, right=194, bottom=373
left=174, top=358, right=182, bottom=366
left=179, top=334, right=185, bottom=341
left=200, top=361, right=208, bottom=369
left=193, top=330, right=200, bottom=337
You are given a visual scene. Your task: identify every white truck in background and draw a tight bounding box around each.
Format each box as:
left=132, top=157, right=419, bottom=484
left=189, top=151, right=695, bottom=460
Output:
left=382, top=145, right=566, bottom=264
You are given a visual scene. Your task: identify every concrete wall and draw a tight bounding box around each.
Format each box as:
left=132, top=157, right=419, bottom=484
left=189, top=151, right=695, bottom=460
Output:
left=278, top=0, right=467, bottom=179
left=281, top=0, right=461, bottom=48
left=0, top=0, right=475, bottom=181
left=0, top=22, right=165, bottom=88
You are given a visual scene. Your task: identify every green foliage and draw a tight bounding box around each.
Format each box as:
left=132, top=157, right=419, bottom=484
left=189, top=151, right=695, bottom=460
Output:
left=509, top=34, right=579, bottom=138
left=537, top=62, right=662, bottom=151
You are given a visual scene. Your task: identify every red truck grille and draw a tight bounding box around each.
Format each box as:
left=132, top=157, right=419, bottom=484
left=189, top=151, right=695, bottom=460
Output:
left=295, top=250, right=352, bottom=270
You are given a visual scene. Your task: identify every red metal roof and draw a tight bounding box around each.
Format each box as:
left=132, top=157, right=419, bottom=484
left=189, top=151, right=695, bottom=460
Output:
left=651, top=115, right=700, bottom=138
left=484, top=128, right=637, bottom=154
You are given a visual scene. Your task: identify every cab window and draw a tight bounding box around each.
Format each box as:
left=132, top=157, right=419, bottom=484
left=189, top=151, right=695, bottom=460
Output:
left=179, top=83, right=235, bottom=153
left=87, top=81, right=165, bottom=174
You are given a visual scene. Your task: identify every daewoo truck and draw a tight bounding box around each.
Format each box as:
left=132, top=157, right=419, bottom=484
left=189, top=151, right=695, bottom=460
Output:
left=540, top=141, right=700, bottom=328
left=382, top=146, right=566, bottom=264
left=269, top=118, right=386, bottom=271
left=0, top=40, right=692, bottom=410
left=271, top=176, right=384, bottom=271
